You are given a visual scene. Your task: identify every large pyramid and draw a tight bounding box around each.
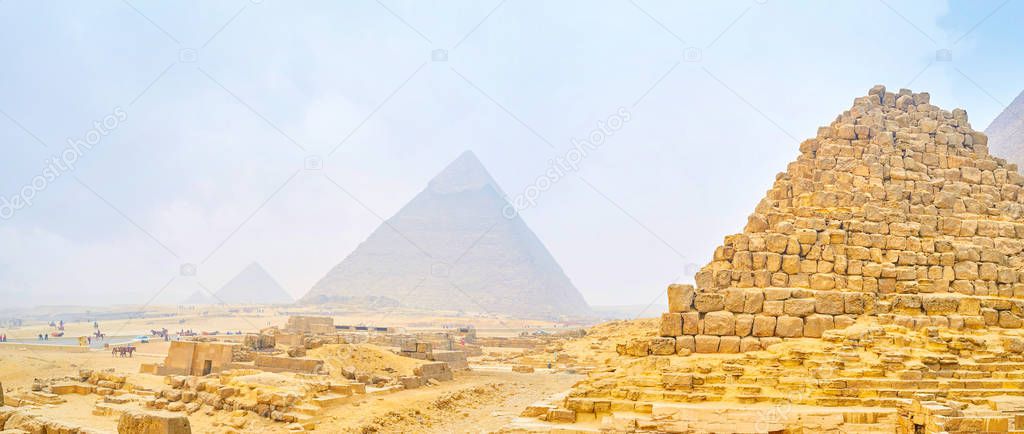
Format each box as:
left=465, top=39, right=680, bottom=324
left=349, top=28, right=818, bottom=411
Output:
left=214, top=262, right=292, bottom=305
left=300, top=151, right=592, bottom=319
left=986, top=89, right=1024, bottom=167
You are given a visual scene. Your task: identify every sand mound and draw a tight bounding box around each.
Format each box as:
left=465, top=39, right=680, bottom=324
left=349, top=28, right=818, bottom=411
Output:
left=307, top=343, right=426, bottom=378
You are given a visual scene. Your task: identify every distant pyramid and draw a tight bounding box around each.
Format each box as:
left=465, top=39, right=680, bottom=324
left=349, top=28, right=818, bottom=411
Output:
left=181, top=290, right=214, bottom=305
left=300, top=151, right=593, bottom=319
left=215, top=262, right=292, bottom=305
left=986, top=89, right=1024, bottom=166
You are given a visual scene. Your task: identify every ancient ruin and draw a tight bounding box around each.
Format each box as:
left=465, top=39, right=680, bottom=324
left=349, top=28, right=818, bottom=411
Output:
left=507, top=86, right=1024, bottom=433
left=300, top=151, right=594, bottom=319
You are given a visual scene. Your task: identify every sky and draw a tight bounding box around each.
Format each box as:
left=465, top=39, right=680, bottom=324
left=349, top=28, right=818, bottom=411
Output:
left=0, top=0, right=1022, bottom=310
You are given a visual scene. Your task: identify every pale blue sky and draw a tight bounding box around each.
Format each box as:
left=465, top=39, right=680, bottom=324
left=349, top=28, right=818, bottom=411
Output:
left=0, top=0, right=1022, bottom=309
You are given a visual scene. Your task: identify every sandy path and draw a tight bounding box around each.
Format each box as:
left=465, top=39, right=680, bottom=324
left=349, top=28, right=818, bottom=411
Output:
left=312, top=369, right=581, bottom=433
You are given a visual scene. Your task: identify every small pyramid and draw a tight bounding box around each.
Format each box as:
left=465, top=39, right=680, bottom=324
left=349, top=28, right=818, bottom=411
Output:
left=181, top=290, right=214, bottom=305
left=985, top=89, right=1024, bottom=167
left=300, top=151, right=593, bottom=319
left=657, top=85, right=1024, bottom=353
left=215, top=262, right=292, bottom=305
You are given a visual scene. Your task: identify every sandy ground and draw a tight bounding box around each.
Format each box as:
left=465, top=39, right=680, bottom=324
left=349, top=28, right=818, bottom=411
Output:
left=0, top=307, right=595, bottom=433
left=0, top=341, right=169, bottom=389
left=316, top=370, right=580, bottom=433
left=0, top=343, right=580, bottom=433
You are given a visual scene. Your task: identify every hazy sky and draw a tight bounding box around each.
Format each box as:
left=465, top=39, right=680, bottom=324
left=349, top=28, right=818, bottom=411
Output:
left=1, top=0, right=1022, bottom=309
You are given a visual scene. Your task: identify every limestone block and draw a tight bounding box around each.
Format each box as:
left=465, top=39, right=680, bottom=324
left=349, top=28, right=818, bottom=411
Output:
left=762, top=301, right=784, bottom=316
left=695, top=270, right=714, bottom=289
left=954, top=261, right=979, bottom=280
left=964, top=316, right=986, bottom=329
left=739, top=336, right=761, bottom=352
left=844, top=292, right=866, bottom=314
left=649, top=337, right=676, bottom=355
left=922, top=295, right=959, bottom=315
left=735, top=314, right=753, bottom=337
left=752, top=315, right=776, bottom=337
left=815, top=291, right=845, bottom=315
left=743, top=289, right=764, bottom=313
left=810, top=273, right=835, bottom=290
left=803, top=314, right=835, bottom=338
left=117, top=410, right=192, bottom=434
left=694, top=293, right=725, bottom=312
left=703, top=311, right=736, bottom=336
left=834, top=315, right=856, bottom=329
left=982, top=308, right=999, bottom=326
left=1003, top=337, right=1024, bottom=353
left=682, top=312, right=702, bottom=335
left=667, top=284, right=695, bottom=312
left=625, top=339, right=650, bottom=357
left=979, top=263, right=998, bottom=281
left=760, top=337, right=783, bottom=349
left=724, top=288, right=746, bottom=312
left=675, top=336, right=695, bottom=354
left=659, top=313, right=683, bottom=337
left=548, top=409, right=576, bottom=423
left=694, top=335, right=720, bottom=353
left=784, top=298, right=815, bottom=317
left=766, top=234, right=788, bottom=253
left=764, top=288, right=791, bottom=301
left=837, top=124, right=856, bottom=139
left=949, top=315, right=965, bottom=330
left=662, top=373, right=693, bottom=390
left=775, top=316, right=804, bottom=338
left=718, top=336, right=740, bottom=353
left=999, top=311, right=1023, bottom=329
left=892, top=295, right=921, bottom=311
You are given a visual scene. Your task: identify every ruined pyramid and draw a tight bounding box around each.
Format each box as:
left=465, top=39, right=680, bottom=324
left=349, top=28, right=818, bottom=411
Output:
left=214, top=262, right=292, bottom=305
left=985, top=89, right=1024, bottom=167
left=519, top=87, right=1024, bottom=432
left=300, top=151, right=592, bottom=319
left=653, top=85, right=1024, bottom=354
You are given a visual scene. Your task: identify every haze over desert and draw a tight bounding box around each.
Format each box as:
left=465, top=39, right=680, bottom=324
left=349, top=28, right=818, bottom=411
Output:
left=5, top=1, right=1024, bottom=433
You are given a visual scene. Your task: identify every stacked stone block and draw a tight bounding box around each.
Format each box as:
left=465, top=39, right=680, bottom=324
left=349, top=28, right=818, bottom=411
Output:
left=650, top=85, right=1024, bottom=355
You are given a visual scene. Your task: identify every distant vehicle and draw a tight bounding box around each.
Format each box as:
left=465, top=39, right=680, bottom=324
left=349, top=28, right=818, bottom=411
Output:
left=133, top=336, right=150, bottom=343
